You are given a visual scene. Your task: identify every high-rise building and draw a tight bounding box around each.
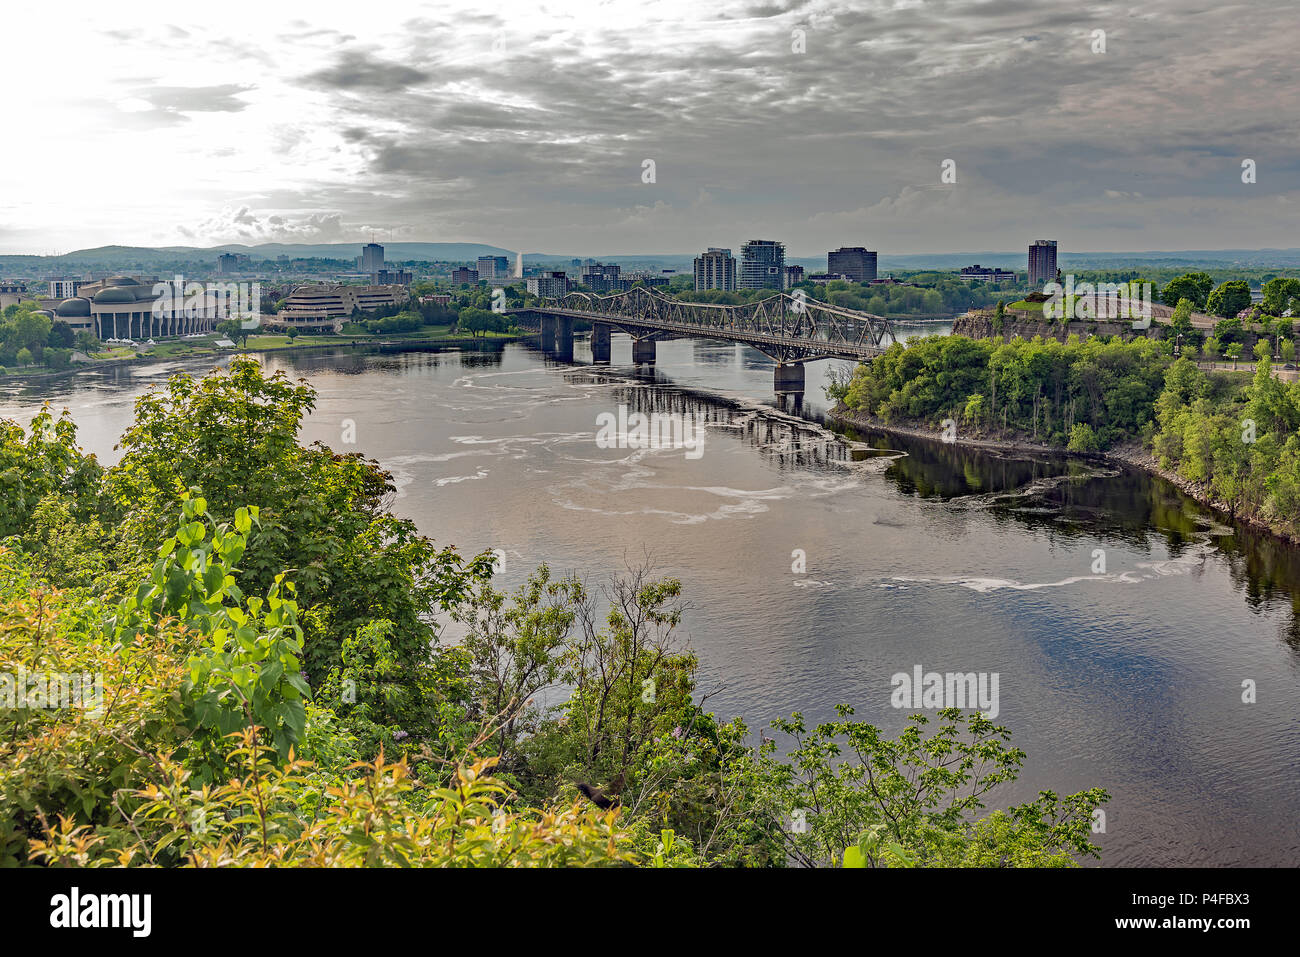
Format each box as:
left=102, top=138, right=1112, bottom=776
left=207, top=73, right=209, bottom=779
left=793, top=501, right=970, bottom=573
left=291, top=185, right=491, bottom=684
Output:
left=694, top=248, right=737, bottom=291
left=527, top=271, right=570, bottom=298
left=581, top=262, right=622, bottom=292
left=361, top=243, right=385, bottom=274
left=783, top=265, right=804, bottom=289
left=477, top=256, right=509, bottom=279
left=739, top=240, right=785, bottom=290
left=451, top=267, right=479, bottom=284
left=827, top=247, right=877, bottom=283
left=1028, top=240, right=1058, bottom=287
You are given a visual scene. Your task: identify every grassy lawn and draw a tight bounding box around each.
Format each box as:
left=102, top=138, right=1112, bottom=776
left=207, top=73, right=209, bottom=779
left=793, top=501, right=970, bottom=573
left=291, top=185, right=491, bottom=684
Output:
left=87, top=347, right=141, bottom=360
left=1006, top=299, right=1048, bottom=313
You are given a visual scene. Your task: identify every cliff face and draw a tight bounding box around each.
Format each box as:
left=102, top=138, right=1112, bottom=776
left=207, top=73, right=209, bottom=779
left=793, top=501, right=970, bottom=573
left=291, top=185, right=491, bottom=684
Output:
left=952, top=312, right=1168, bottom=343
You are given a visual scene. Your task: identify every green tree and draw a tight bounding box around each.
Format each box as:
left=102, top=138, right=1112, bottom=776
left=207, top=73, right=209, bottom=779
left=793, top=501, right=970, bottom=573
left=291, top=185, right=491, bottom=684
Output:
left=1261, top=277, right=1300, bottom=315
left=216, top=319, right=251, bottom=347
left=769, top=707, right=1109, bottom=868
left=1170, top=297, right=1194, bottom=336
left=1161, top=272, right=1213, bottom=309
left=1205, top=280, right=1252, bottom=319
left=105, top=357, right=492, bottom=684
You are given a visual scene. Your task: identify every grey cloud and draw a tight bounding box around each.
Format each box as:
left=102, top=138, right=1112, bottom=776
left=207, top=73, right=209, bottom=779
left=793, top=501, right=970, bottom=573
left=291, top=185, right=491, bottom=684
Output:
left=301, top=50, right=431, bottom=92
left=131, top=84, right=254, bottom=114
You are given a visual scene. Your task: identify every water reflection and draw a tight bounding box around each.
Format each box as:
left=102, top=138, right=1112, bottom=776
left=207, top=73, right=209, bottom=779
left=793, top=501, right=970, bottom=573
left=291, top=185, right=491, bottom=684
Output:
left=839, top=420, right=1300, bottom=657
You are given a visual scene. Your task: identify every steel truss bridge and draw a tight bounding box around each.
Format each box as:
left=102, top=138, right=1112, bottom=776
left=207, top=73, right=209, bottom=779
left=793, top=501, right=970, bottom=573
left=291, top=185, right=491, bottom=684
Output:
left=509, top=286, right=896, bottom=365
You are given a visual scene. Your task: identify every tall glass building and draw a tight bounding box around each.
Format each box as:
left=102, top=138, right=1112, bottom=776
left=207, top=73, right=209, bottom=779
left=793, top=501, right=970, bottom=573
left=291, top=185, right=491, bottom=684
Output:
left=739, top=239, right=785, bottom=290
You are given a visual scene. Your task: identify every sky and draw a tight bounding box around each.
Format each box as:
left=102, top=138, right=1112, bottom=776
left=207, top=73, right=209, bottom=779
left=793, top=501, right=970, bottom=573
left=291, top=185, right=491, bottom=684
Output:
left=3, top=0, right=1298, bottom=257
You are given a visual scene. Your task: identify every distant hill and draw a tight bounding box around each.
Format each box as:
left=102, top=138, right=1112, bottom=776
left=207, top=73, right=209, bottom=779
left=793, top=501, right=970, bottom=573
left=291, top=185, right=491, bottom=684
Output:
left=6, top=243, right=1300, bottom=274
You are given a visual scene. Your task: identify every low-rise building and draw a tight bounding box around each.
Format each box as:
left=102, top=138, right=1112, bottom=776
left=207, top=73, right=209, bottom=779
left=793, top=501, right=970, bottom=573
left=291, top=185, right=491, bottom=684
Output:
left=47, top=278, right=83, bottom=299
left=959, top=265, right=1017, bottom=283
left=51, top=276, right=238, bottom=339
left=275, top=283, right=410, bottom=332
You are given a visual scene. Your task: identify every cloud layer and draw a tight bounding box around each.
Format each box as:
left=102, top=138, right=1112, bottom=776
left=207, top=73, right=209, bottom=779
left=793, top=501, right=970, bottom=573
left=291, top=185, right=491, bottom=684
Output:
left=3, top=0, right=1298, bottom=256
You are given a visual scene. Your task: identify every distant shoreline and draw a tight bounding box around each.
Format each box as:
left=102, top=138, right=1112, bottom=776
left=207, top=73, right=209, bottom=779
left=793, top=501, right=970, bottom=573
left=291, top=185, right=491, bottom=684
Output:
left=0, top=333, right=524, bottom=388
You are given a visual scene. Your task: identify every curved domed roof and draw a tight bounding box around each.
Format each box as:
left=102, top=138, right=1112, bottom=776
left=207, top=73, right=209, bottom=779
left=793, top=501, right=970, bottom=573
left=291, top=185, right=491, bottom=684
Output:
left=94, top=287, right=138, bottom=304
left=104, top=275, right=140, bottom=286
left=56, top=297, right=92, bottom=317
left=34, top=309, right=54, bottom=318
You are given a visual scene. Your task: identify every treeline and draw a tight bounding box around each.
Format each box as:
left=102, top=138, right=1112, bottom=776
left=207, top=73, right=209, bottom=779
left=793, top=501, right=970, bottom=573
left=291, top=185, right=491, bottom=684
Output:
left=0, top=358, right=1108, bottom=868
left=0, top=301, right=91, bottom=372
left=836, top=333, right=1300, bottom=537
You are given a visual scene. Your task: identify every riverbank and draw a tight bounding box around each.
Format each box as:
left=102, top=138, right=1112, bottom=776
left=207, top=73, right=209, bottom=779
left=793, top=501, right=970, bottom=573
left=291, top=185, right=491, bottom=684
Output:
left=827, top=404, right=1300, bottom=546
left=0, top=332, right=524, bottom=389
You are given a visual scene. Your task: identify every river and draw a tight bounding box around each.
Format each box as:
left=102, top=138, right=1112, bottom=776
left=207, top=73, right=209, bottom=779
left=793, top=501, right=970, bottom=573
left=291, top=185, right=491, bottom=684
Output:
left=3, top=325, right=1298, bottom=867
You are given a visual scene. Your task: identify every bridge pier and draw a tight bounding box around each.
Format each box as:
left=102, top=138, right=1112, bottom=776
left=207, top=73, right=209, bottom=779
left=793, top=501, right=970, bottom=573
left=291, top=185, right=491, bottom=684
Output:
left=555, top=316, right=574, bottom=361
left=774, top=362, right=805, bottom=393
left=539, top=315, right=556, bottom=351
left=632, top=337, right=657, bottom=364
left=590, top=322, right=611, bottom=363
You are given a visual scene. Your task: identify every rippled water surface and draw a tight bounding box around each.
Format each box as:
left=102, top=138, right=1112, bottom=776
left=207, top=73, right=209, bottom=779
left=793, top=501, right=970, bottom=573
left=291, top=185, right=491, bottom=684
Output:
left=4, top=330, right=1299, bottom=866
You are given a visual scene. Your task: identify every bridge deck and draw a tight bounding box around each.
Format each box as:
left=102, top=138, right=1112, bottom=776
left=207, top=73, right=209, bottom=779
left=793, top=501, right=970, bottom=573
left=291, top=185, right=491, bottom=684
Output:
left=510, top=307, right=886, bottom=361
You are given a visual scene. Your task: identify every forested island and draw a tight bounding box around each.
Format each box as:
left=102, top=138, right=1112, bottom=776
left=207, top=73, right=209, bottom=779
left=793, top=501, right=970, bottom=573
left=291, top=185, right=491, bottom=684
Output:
left=0, top=357, right=1109, bottom=868
left=830, top=331, right=1300, bottom=543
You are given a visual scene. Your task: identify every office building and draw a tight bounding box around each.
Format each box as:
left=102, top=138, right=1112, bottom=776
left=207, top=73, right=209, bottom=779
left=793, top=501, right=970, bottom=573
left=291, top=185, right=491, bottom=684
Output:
left=959, top=265, right=1018, bottom=283
left=276, top=283, right=410, bottom=332
left=827, top=247, right=878, bottom=283
left=739, top=240, right=785, bottom=290
left=694, top=248, right=737, bottom=291
left=47, top=278, right=82, bottom=299
left=581, top=262, right=621, bottom=293
left=1028, top=240, right=1058, bottom=287
left=477, top=256, right=509, bottom=279
left=375, top=268, right=412, bottom=286
left=527, top=271, right=570, bottom=298
left=361, top=243, right=385, bottom=274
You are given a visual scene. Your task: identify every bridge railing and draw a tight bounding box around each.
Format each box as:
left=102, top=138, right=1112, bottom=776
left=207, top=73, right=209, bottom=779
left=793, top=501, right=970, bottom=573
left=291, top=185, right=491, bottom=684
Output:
left=534, top=286, right=894, bottom=350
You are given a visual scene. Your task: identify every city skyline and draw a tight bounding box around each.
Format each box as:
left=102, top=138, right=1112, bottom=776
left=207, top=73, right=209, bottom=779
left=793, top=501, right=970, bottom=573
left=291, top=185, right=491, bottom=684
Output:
left=3, top=0, right=1298, bottom=257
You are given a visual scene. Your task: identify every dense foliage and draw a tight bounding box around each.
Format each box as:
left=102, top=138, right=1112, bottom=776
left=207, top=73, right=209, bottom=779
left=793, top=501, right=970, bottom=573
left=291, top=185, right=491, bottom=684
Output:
left=838, top=332, right=1300, bottom=539
left=1, top=357, right=1108, bottom=867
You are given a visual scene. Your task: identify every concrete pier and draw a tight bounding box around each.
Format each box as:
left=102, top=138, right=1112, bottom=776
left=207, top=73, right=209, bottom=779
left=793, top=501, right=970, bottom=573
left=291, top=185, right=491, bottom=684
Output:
left=555, top=316, right=574, bottom=361
left=539, top=314, right=556, bottom=351
left=632, top=337, right=657, bottom=364
left=591, top=322, right=611, bottom=363
left=774, top=362, right=805, bottom=393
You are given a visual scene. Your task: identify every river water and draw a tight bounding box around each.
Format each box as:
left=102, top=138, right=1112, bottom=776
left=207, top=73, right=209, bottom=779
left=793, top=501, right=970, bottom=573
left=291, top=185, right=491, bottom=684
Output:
left=3, top=327, right=1298, bottom=867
